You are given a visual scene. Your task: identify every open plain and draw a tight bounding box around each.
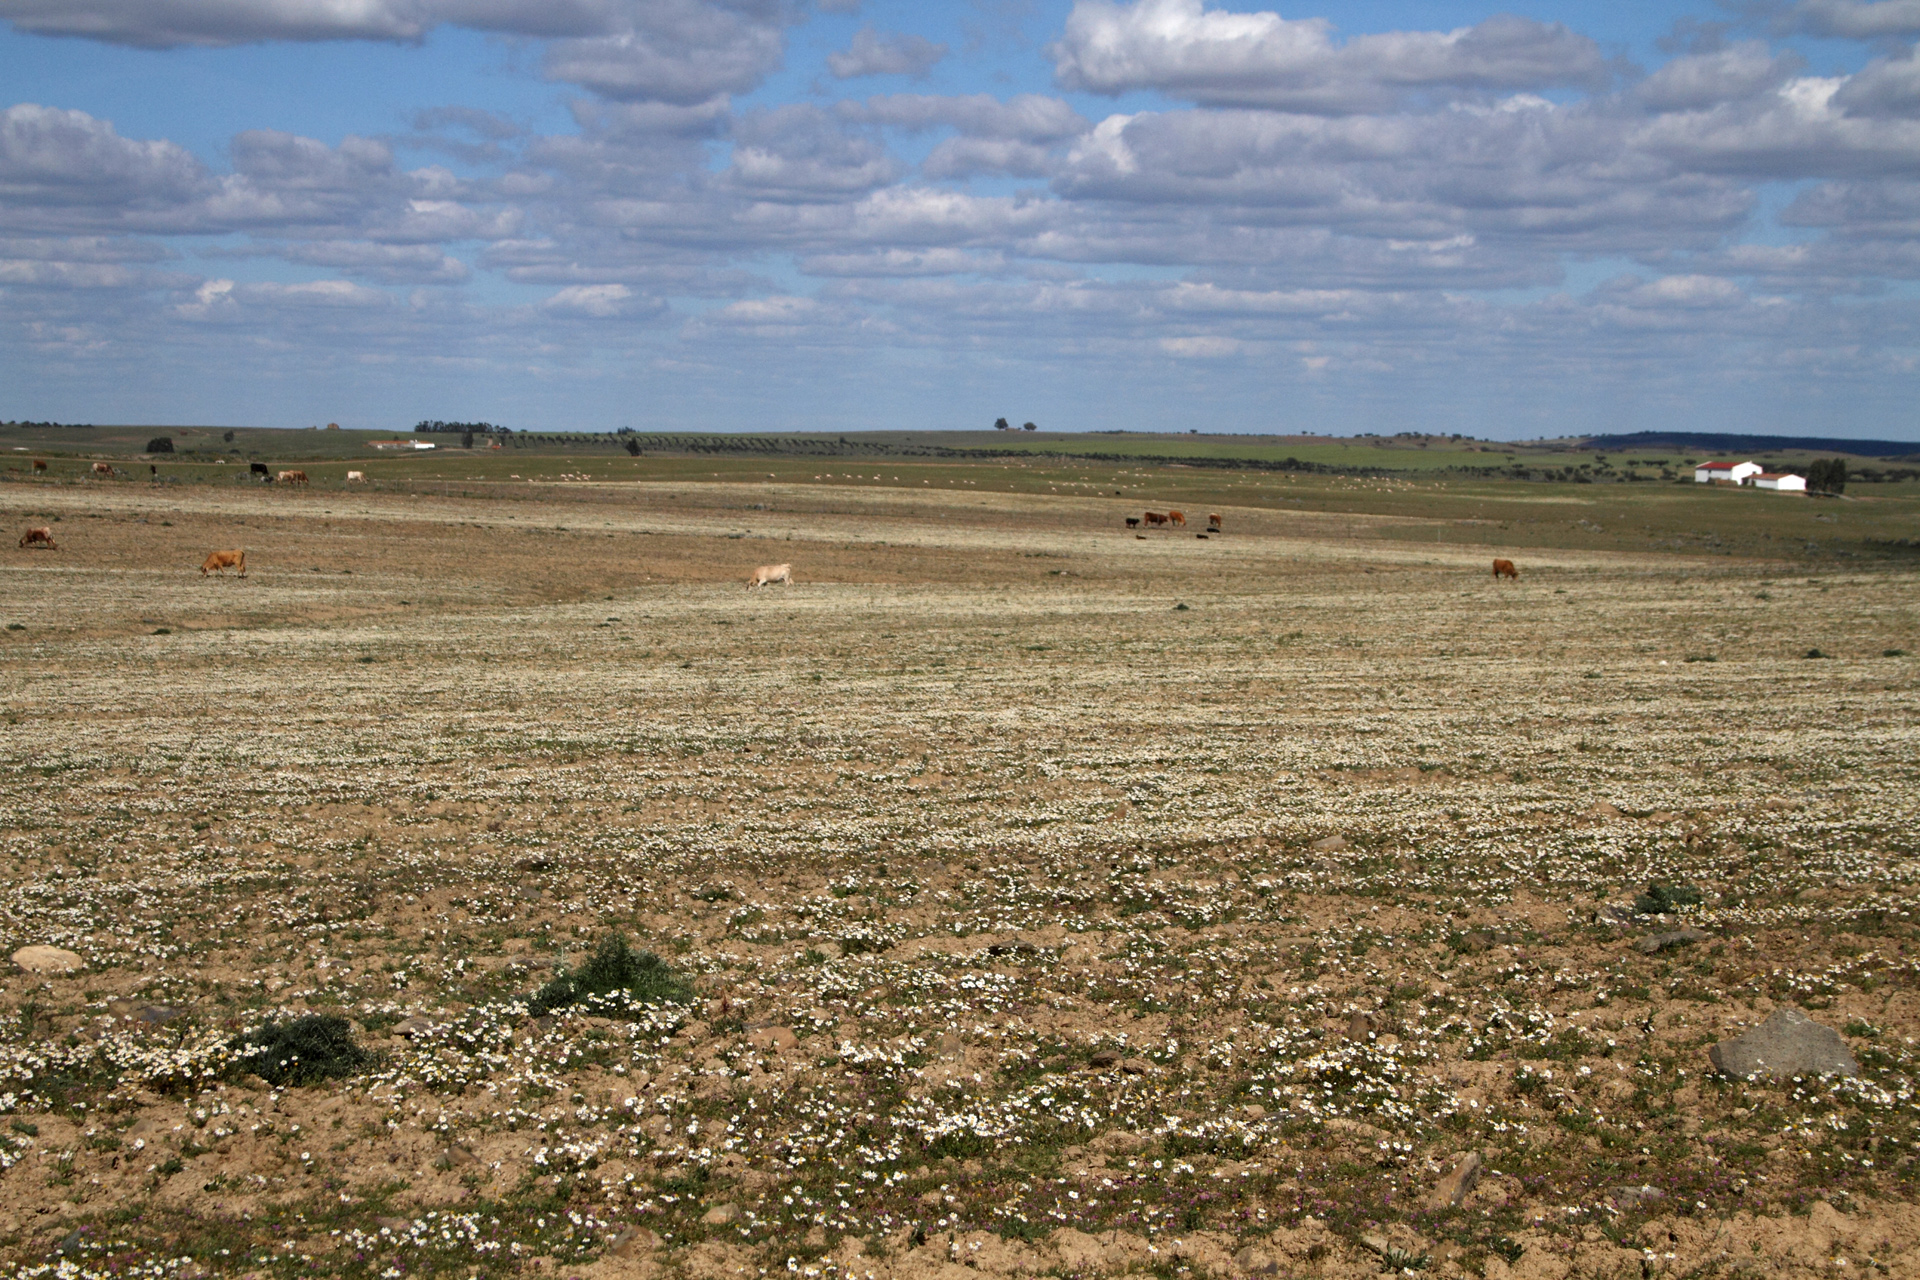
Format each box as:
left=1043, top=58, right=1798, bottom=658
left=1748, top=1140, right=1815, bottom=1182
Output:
left=2, top=462, right=1918, bottom=1280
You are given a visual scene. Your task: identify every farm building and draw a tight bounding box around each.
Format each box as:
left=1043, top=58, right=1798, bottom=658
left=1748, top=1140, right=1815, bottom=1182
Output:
left=369, top=440, right=436, bottom=451
left=1695, top=460, right=1762, bottom=483
left=1750, top=472, right=1807, bottom=492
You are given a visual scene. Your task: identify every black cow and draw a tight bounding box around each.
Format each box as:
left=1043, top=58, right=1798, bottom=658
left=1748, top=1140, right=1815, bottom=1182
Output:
left=250, top=462, right=272, bottom=482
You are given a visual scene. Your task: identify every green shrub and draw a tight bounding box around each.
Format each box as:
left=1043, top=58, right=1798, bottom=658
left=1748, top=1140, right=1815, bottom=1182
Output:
left=1633, top=884, right=1703, bottom=915
left=528, top=934, right=694, bottom=1016
left=239, top=1014, right=370, bottom=1086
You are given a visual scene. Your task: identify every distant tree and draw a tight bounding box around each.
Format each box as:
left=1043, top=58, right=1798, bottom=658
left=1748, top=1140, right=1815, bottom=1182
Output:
left=1807, top=458, right=1847, bottom=494
left=625, top=438, right=642, bottom=456
left=223, top=430, right=236, bottom=443
left=146, top=436, right=174, bottom=453
left=462, top=430, right=474, bottom=449
left=994, top=418, right=1009, bottom=431
left=1023, top=422, right=1037, bottom=431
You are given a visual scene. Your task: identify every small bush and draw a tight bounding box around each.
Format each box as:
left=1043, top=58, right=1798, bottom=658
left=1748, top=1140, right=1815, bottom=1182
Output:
left=528, top=934, right=694, bottom=1016
left=1633, top=883, right=1703, bottom=915
left=146, top=437, right=174, bottom=453
left=1805, top=648, right=1828, bottom=659
left=239, top=1014, right=370, bottom=1086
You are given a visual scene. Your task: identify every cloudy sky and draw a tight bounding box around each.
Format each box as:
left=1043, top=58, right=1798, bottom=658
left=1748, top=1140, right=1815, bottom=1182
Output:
left=3, top=0, right=1920, bottom=438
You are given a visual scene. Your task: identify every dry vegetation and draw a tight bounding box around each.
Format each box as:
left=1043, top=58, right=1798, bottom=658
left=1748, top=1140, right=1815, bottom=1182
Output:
left=1, top=468, right=1917, bottom=1280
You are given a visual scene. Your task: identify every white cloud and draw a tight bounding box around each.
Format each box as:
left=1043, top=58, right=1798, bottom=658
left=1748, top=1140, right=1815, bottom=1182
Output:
left=827, top=27, right=947, bottom=80
left=0, top=104, right=207, bottom=209
left=1050, top=0, right=1612, bottom=113
left=544, top=282, right=634, bottom=316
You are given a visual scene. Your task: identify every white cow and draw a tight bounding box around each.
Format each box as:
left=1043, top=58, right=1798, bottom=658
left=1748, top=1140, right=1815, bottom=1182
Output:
left=747, top=563, right=792, bottom=590
left=346, top=470, right=365, bottom=483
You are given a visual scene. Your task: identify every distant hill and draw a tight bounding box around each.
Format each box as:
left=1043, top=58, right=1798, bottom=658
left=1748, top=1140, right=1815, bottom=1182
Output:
left=1583, top=431, right=1920, bottom=459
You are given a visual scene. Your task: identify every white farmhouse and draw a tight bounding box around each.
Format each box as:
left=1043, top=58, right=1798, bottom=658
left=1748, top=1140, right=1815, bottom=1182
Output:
left=369, top=439, right=437, bottom=451
left=1751, top=472, right=1807, bottom=492
left=1694, top=460, right=1762, bottom=484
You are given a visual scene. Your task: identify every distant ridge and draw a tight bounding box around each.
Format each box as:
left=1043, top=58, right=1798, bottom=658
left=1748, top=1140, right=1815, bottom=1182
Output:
left=1582, top=431, right=1920, bottom=459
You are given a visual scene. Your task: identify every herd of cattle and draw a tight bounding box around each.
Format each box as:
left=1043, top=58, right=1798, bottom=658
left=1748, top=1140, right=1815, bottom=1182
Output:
left=1125, top=509, right=1223, bottom=532
left=12, top=468, right=1524, bottom=582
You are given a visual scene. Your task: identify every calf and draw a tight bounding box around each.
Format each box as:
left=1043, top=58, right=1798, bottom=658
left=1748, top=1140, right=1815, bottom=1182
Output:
left=201, top=549, right=247, bottom=577
left=1207, top=513, right=1222, bottom=531
left=1167, top=510, right=1187, bottom=526
left=1125, top=517, right=1140, bottom=529
left=748, top=563, right=792, bottom=589
left=18, top=526, right=56, bottom=550
left=31, top=460, right=45, bottom=472
left=1492, top=558, right=1519, bottom=580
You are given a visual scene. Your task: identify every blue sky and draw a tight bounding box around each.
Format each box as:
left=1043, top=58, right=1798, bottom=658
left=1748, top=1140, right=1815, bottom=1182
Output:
left=2, top=0, right=1919, bottom=440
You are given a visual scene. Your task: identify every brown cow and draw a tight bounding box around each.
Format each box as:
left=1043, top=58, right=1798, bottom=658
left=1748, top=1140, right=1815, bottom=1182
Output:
left=18, top=527, right=56, bottom=549
left=1492, top=558, right=1519, bottom=580
left=1143, top=511, right=1170, bottom=527
left=90, top=462, right=114, bottom=477
left=748, top=562, right=792, bottom=589
left=1167, top=510, right=1187, bottom=526
left=1207, top=513, right=1222, bottom=531
left=31, top=460, right=46, bottom=472
left=201, top=549, right=247, bottom=577
left=276, top=470, right=309, bottom=486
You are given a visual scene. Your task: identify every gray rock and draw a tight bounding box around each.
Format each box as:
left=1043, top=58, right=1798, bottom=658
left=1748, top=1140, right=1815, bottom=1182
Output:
left=1709, top=1008, right=1858, bottom=1080
left=1430, top=1151, right=1483, bottom=1208
left=1232, top=1245, right=1279, bottom=1275
left=1311, top=835, right=1349, bottom=852
left=1635, top=928, right=1711, bottom=954
left=1609, top=1185, right=1666, bottom=1211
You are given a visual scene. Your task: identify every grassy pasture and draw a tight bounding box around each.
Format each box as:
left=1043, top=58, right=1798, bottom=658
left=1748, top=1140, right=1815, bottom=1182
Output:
left=0, top=443, right=1917, bottom=1278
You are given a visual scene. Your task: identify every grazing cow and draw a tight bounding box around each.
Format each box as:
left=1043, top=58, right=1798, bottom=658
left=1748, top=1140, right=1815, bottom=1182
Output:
left=748, top=563, right=792, bottom=590
left=1207, top=513, right=1222, bottom=531
left=1167, top=510, right=1187, bottom=527
left=18, top=526, right=56, bottom=550
left=1143, top=511, right=1170, bottom=527
left=346, top=470, right=365, bottom=483
left=250, top=462, right=272, bottom=481
left=200, top=549, right=247, bottom=577
left=90, top=462, right=114, bottom=477
left=31, top=460, right=46, bottom=472
left=1125, top=517, right=1140, bottom=529
left=1492, top=558, right=1519, bottom=580
left=276, top=470, right=308, bottom=486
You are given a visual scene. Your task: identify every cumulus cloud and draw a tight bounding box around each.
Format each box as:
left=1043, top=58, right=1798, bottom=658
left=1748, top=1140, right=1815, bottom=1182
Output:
left=0, top=104, right=207, bottom=209
left=847, top=93, right=1087, bottom=141
left=1050, top=0, right=1612, bottom=113
left=542, top=1, right=787, bottom=104
left=827, top=26, right=947, bottom=79
left=544, top=282, right=638, bottom=316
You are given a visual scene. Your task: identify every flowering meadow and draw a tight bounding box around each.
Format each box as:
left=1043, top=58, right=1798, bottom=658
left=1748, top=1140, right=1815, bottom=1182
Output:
left=0, top=475, right=1917, bottom=1278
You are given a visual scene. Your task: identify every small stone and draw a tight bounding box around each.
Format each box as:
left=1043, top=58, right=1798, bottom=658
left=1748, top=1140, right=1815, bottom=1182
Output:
left=1346, top=1011, right=1375, bottom=1040
left=1232, top=1245, right=1279, bottom=1275
left=748, top=1025, right=796, bottom=1052
left=1310, top=835, right=1348, bottom=852
left=1609, top=1185, right=1665, bottom=1211
left=1357, top=1232, right=1391, bottom=1257
left=701, top=1202, right=741, bottom=1226
left=1635, top=929, right=1711, bottom=954
left=1088, top=1049, right=1120, bottom=1068
left=1709, top=1007, right=1858, bottom=1080
left=13, top=946, right=82, bottom=974
left=392, top=1017, right=433, bottom=1038
left=1120, top=1057, right=1152, bottom=1074
left=610, top=1227, right=662, bottom=1256
left=1430, top=1152, right=1483, bottom=1208
left=1588, top=802, right=1623, bottom=819
left=107, top=999, right=182, bottom=1025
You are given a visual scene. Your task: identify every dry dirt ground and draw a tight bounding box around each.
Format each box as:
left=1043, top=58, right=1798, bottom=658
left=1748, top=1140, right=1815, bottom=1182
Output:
left=1, top=478, right=1918, bottom=1280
